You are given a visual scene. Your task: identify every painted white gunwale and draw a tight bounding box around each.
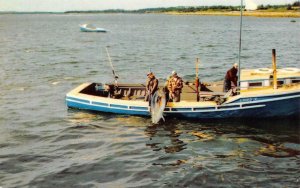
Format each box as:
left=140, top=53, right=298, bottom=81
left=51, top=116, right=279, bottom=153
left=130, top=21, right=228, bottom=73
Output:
left=66, top=98, right=149, bottom=112
left=66, top=83, right=217, bottom=108
left=66, top=98, right=267, bottom=113
left=226, top=87, right=300, bottom=104
left=164, top=104, right=266, bottom=113
left=66, top=95, right=263, bottom=113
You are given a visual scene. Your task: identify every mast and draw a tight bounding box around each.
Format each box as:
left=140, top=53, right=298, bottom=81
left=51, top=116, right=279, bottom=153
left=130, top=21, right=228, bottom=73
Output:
left=237, top=0, right=243, bottom=88
left=195, top=58, right=200, bottom=102
left=272, top=49, right=278, bottom=89
left=105, top=47, right=119, bottom=86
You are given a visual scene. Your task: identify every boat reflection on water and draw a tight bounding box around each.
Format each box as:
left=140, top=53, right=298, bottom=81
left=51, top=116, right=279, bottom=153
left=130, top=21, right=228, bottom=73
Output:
left=67, top=108, right=299, bottom=161
left=145, top=123, right=187, bottom=154
left=144, top=117, right=300, bottom=160
left=67, top=108, right=299, bottom=160
left=142, top=118, right=299, bottom=185
left=65, top=109, right=299, bottom=185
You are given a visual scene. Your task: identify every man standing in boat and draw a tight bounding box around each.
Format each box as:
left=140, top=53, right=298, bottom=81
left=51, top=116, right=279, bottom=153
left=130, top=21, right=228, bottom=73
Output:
left=168, top=71, right=184, bottom=102
left=224, top=63, right=238, bottom=94
left=164, top=75, right=172, bottom=103
left=145, top=72, right=159, bottom=102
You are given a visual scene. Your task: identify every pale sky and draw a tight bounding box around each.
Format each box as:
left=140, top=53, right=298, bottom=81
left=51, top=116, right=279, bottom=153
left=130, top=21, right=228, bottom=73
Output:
left=0, top=0, right=296, bottom=12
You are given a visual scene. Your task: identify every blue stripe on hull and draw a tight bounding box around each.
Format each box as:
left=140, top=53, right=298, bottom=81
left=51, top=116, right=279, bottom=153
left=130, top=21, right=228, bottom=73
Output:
left=66, top=100, right=150, bottom=116
left=66, top=94, right=299, bottom=119
left=165, top=97, right=300, bottom=119
left=231, top=92, right=300, bottom=104
left=249, top=97, right=300, bottom=118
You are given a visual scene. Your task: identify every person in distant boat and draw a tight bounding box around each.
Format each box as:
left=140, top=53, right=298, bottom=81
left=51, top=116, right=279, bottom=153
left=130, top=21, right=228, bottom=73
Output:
left=224, top=63, right=238, bottom=94
left=145, top=72, right=159, bottom=102
left=168, top=71, right=184, bottom=102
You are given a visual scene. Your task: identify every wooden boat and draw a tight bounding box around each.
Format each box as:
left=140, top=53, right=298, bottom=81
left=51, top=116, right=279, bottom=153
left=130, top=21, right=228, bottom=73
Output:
left=79, top=24, right=107, bottom=32
left=69, top=3, right=299, bottom=120
left=66, top=67, right=300, bottom=119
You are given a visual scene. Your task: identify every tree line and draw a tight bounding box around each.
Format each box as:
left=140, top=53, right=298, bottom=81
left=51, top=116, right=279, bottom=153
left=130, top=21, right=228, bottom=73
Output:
left=257, top=1, right=299, bottom=10
left=65, top=1, right=300, bottom=14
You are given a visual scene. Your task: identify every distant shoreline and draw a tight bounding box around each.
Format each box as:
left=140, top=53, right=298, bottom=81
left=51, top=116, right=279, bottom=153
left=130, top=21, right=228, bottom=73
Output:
left=1, top=7, right=299, bottom=18
left=1, top=11, right=299, bottom=18
left=165, top=10, right=300, bottom=18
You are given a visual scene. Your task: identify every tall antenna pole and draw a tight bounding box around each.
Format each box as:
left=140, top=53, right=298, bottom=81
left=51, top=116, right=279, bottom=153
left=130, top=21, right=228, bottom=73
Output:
left=238, top=0, right=243, bottom=88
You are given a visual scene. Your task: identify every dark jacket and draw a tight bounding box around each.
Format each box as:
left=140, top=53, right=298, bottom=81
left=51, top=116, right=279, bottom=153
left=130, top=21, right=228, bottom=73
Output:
left=146, top=77, right=158, bottom=95
left=225, top=67, right=238, bottom=86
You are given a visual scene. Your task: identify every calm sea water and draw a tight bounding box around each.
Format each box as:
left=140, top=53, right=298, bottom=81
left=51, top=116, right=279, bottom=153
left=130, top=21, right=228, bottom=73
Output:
left=0, top=13, right=300, bottom=187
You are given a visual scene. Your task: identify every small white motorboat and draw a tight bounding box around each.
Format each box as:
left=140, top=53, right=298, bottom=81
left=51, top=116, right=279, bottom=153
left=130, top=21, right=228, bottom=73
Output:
left=79, top=24, right=107, bottom=32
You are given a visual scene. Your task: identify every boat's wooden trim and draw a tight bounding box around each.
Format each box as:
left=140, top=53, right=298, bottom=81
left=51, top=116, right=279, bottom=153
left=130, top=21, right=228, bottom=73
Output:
left=241, top=68, right=300, bottom=81
left=225, top=85, right=300, bottom=104
left=66, top=81, right=300, bottom=118
left=67, top=83, right=149, bottom=107
left=239, top=84, right=300, bottom=96
left=66, top=83, right=218, bottom=108
left=66, top=82, right=300, bottom=108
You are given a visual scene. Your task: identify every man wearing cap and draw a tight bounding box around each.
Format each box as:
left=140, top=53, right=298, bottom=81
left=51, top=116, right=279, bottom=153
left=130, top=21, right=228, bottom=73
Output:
left=224, top=63, right=238, bottom=94
left=164, top=75, right=172, bottom=103
left=168, top=71, right=184, bottom=102
left=145, top=72, right=159, bottom=102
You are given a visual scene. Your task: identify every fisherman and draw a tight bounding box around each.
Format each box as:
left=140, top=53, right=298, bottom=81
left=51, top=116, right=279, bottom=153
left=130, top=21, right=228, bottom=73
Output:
left=168, top=71, right=184, bottom=102
left=145, top=72, right=159, bottom=102
left=224, top=63, right=238, bottom=94
left=164, top=75, right=172, bottom=102
left=195, top=76, right=200, bottom=102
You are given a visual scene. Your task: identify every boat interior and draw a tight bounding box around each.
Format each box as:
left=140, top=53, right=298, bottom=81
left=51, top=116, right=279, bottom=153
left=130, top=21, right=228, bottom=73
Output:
left=79, top=68, right=300, bottom=103
left=79, top=81, right=229, bottom=103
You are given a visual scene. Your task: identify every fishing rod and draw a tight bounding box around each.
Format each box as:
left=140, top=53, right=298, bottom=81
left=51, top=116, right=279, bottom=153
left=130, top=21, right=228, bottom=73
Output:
left=105, top=47, right=119, bottom=86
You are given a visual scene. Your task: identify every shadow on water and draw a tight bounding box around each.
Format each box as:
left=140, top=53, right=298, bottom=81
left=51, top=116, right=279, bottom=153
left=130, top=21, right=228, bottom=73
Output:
left=145, top=117, right=300, bottom=158
left=67, top=108, right=300, bottom=159
left=49, top=109, right=300, bottom=187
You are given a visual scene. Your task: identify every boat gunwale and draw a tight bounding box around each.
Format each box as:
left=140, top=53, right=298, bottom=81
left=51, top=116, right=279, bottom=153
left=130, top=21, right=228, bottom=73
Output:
left=66, top=82, right=300, bottom=112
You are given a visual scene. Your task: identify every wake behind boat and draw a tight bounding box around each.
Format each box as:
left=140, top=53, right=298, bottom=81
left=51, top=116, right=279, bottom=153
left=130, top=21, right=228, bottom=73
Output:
left=80, top=24, right=107, bottom=32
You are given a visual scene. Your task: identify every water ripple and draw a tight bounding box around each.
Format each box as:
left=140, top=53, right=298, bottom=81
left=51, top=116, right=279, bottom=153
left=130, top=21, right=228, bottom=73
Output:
left=1, top=14, right=299, bottom=188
